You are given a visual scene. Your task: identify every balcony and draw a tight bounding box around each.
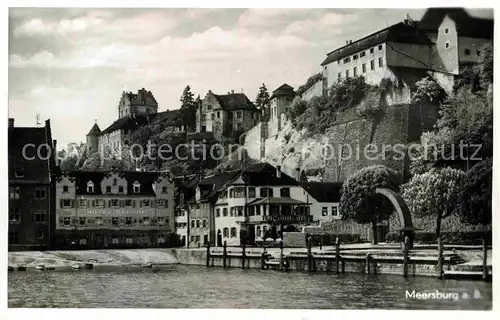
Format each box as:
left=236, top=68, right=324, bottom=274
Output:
left=262, top=215, right=313, bottom=224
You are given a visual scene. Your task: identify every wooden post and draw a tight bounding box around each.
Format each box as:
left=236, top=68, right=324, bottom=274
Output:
left=260, top=250, right=265, bottom=269
left=206, top=241, right=210, bottom=267
left=482, top=238, right=488, bottom=281
left=223, top=241, right=227, bottom=269
left=241, top=243, right=246, bottom=269
left=307, top=235, right=312, bottom=272
left=366, top=253, right=371, bottom=274
left=279, top=240, right=284, bottom=271
left=437, top=237, right=443, bottom=279
left=335, top=237, right=340, bottom=273
left=403, top=236, right=409, bottom=277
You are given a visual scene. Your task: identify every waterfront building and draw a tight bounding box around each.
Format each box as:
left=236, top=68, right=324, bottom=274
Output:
left=54, top=169, right=175, bottom=249
left=196, top=90, right=260, bottom=141
left=86, top=88, right=184, bottom=158
left=301, top=182, right=343, bottom=223
left=173, top=174, right=198, bottom=247
left=320, top=8, right=493, bottom=95
left=8, top=118, right=57, bottom=251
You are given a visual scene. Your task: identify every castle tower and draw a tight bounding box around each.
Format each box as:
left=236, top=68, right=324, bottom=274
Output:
left=118, top=88, right=158, bottom=119
left=86, top=120, right=101, bottom=155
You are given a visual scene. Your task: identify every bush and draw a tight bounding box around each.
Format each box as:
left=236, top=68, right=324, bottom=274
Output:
left=385, top=230, right=491, bottom=245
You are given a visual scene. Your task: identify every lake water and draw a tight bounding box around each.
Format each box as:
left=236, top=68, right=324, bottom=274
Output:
left=8, top=265, right=492, bottom=309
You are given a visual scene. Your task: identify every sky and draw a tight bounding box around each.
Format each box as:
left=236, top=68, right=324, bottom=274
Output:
left=8, top=8, right=494, bottom=148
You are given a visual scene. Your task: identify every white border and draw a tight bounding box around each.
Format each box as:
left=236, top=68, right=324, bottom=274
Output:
left=1, top=1, right=498, bottom=320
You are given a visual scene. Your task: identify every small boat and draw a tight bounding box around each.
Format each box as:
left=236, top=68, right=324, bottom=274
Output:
left=17, top=265, right=27, bottom=271
left=84, top=263, right=94, bottom=270
left=8, top=266, right=14, bottom=272
left=72, top=264, right=83, bottom=270
left=35, top=265, right=46, bottom=271
left=141, top=262, right=153, bottom=268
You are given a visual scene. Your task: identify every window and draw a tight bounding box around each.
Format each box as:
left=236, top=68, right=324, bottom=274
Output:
left=338, top=72, right=342, bottom=79
left=343, top=57, right=350, bottom=63
left=236, top=111, right=242, bottom=119
left=15, top=168, right=24, bottom=178
left=79, top=217, right=86, bottom=226
left=118, top=186, right=124, bottom=193
left=9, top=187, right=20, bottom=199
left=256, top=206, right=261, bottom=215
left=260, top=187, right=273, bottom=198
left=125, top=199, right=134, bottom=207
left=464, top=49, right=471, bottom=56
left=353, top=67, right=357, bottom=76
left=248, top=187, right=256, bottom=198
left=9, top=232, right=19, bottom=244
left=223, top=208, right=228, bottom=217
left=345, top=69, right=349, bottom=78
left=248, top=206, right=255, bottom=216
left=370, top=60, right=375, bottom=70
left=233, top=187, right=245, bottom=198
left=94, top=199, right=104, bottom=208
left=206, top=105, right=212, bottom=110
left=63, top=217, right=71, bottom=226
left=87, top=181, right=94, bottom=193
left=256, top=226, right=261, bottom=237
left=35, top=187, right=46, bottom=199
left=370, top=48, right=374, bottom=54
left=106, top=186, right=111, bottom=193
left=126, top=237, right=133, bottom=244
left=201, top=114, right=206, bottom=121
left=35, top=210, right=46, bottom=223
left=9, top=208, right=20, bottom=223
left=444, top=28, right=449, bottom=34
left=110, top=199, right=119, bottom=207
left=95, top=217, right=103, bottom=225
left=133, top=181, right=141, bottom=193
left=190, top=219, right=195, bottom=228
left=230, top=227, right=237, bottom=238
left=322, top=207, right=328, bottom=216
left=202, top=219, right=207, bottom=228
left=143, top=217, right=150, bottom=226
left=196, top=220, right=201, bottom=228
left=360, top=52, right=366, bottom=57
left=195, top=235, right=201, bottom=243
left=211, top=113, right=215, bottom=120
left=162, top=186, right=168, bottom=194
left=477, top=50, right=481, bottom=56
left=378, top=57, right=383, bottom=67
left=112, top=217, right=119, bottom=226
left=353, top=54, right=358, bottom=60
left=280, top=188, right=290, bottom=198
left=217, top=111, right=220, bottom=118
left=37, top=230, right=44, bottom=239
left=78, top=199, right=87, bottom=208
left=141, top=200, right=151, bottom=207
left=332, top=206, right=339, bottom=216
left=445, top=41, right=450, bottom=49
left=157, top=199, right=166, bottom=208
left=262, top=205, right=267, bottom=215
left=216, top=208, right=221, bottom=217
left=378, top=44, right=383, bottom=50
left=236, top=206, right=244, bottom=216
left=362, top=63, right=366, bottom=73
left=63, top=185, right=69, bottom=193
left=61, top=199, right=73, bottom=208
left=230, top=207, right=235, bottom=216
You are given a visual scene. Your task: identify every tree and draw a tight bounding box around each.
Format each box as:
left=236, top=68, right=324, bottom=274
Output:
left=255, top=83, right=270, bottom=120
left=478, top=43, right=493, bottom=88
left=340, top=165, right=401, bottom=244
left=411, top=77, right=447, bottom=105
left=402, top=167, right=466, bottom=239
left=59, top=142, right=87, bottom=171
left=180, top=86, right=197, bottom=131
left=180, top=85, right=195, bottom=109
left=81, top=152, right=103, bottom=171
left=457, top=158, right=492, bottom=226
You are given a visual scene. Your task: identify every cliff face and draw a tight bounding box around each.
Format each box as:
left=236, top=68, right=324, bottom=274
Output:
left=257, top=102, right=439, bottom=182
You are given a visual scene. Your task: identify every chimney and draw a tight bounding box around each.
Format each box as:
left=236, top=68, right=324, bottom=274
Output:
left=346, top=40, right=349, bottom=45
left=8, top=118, right=14, bottom=128
left=276, top=165, right=281, bottom=178
left=349, top=40, right=353, bottom=44
left=208, top=90, right=212, bottom=94
left=295, top=167, right=300, bottom=181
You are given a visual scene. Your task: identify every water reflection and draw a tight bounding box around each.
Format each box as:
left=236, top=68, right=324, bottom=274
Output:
left=8, top=265, right=492, bottom=309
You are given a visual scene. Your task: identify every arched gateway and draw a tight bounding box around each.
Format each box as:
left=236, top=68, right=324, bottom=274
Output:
left=375, top=188, right=414, bottom=248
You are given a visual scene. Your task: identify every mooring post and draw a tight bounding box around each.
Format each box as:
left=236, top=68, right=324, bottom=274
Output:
left=260, top=250, right=265, bottom=269
left=223, top=241, right=227, bottom=269
left=437, top=237, right=443, bottom=279
left=241, top=243, right=246, bottom=269
left=482, top=238, right=488, bottom=281
left=403, top=236, right=409, bottom=278
left=206, top=241, right=210, bottom=267
left=307, top=235, right=313, bottom=272
left=335, top=237, right=340, bottom=273
left=366, top=253, right=371, bottom=275
left=279, top=240, right=284, bottom=271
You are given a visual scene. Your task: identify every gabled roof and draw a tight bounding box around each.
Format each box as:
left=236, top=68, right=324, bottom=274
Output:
left=100, top=110, right=181, bottom=135
left=302, top=182, right=343, bottom=203
left=271, top=83, right=296, bottom=99
left=124, top=88, right=158, bottom=107
left=419, top=8, right=493, bottom=39
left=187, top=170, right=240, bottom=202
left=239, top=162, right=300, bottom=186
left=87, top=123, right=101, bottom=136
left=213, top=92, right=257, bottom=111
left=321, top=21, right=433, bottom=66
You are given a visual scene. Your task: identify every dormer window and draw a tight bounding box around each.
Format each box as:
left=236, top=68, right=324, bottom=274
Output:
left=118, top=186, right=124, bottom=193
left=133, top=181, right=141, bottom=193
left=87, top=181, right=94, bottom=193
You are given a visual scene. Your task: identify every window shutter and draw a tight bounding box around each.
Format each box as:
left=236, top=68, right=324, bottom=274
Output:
left=132, top=200, right=136, bottom=208
left=108, top=200, right=112, bottom=207
left=165, top=200, right=168, bottom=208
left=152, top=200, right=156, bottom=208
